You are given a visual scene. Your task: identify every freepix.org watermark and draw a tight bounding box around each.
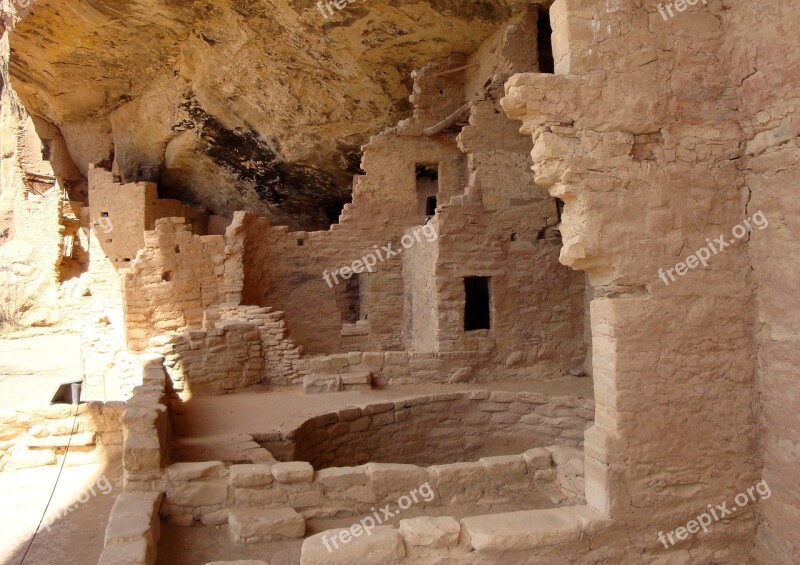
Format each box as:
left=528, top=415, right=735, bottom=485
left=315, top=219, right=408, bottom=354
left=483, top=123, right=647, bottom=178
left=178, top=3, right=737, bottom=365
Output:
left=658, top=210, right=768, bottom=286
left=656, top=0, right=708, bottom=22
left=321, top=482, right=435, bottom=552
left=658, top=480, right=771, bottom=549
left=323, top=224, right=437, bottom=288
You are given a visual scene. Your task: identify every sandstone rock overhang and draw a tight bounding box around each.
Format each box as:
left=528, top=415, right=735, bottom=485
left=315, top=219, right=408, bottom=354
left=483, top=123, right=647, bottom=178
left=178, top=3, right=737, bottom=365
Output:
left=5, top=0, right=535, bottom=228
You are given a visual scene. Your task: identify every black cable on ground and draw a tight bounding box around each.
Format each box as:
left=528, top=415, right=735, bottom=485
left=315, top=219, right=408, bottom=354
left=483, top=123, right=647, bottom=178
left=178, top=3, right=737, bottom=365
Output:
left=17, top=390, right=82, bottom=565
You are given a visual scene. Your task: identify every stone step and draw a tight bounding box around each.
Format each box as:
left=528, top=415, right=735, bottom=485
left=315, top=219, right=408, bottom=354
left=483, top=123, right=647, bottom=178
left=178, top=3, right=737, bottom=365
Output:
left=303, top=370, right=372, bottom=394
left=228, top=508, right=306, bottom=544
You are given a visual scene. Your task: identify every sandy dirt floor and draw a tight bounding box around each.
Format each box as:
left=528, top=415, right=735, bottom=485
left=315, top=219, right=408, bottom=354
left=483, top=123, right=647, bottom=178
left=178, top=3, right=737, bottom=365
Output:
left=0, top=459, right=122, bottom=565
left=173, top=377, right=594, bottom=441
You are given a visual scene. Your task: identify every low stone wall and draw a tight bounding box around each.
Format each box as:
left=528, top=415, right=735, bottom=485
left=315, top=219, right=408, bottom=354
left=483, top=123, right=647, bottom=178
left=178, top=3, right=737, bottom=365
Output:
left=213, top=304, right=308, bottom=387
left=0, top=401, right=123, bottom=471
left=159, top=446, right=585, bottom=525
left=98, top=491, right=162, bottom=565
left=300, top=504, right=613, bottom=565
left=305, top=350, right=496, bottom=386
left=122, top=355, right=171, bottom=492
left=266, top=391, right=594, bottom=469
left=153, top=321, right=264, bottom=396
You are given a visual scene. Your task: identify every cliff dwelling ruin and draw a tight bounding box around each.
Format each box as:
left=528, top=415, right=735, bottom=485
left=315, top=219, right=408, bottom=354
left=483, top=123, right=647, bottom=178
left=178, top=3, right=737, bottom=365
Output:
left=0, top=1, right=797, bottom=564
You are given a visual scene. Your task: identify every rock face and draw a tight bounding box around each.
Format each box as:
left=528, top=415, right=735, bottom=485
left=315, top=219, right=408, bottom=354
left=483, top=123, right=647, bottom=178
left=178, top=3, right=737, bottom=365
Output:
left=4, top=0, right=525, bottom=228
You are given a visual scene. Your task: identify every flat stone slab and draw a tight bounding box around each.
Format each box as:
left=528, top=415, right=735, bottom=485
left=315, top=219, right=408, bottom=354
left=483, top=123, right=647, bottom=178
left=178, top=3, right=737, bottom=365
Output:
left=340, top=371, right=372, bottom=386
left=462, top=507, right=584, bottom=552
left=303, top=375, right=343, bottom=394
left=229, top=508, right=305, bottom=543
left=522, top=448, right=552, bottom=471
left=272, top=461, right=314, bottom=483
left=230, top=464, right=274, bottom=487
left=300, top=526, right=404, bottom=565
left=167, top=461, right=225, bottom=481
left=399, top=516, right=461, bottom=548
left=98, top=539, right=151, bottom=565
left=316, top=466, right=368, bottom=488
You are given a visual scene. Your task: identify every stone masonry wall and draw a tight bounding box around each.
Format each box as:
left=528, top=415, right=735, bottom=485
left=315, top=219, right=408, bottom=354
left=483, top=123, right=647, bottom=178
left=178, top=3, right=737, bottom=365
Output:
left=724, top=2, right=800, bottom=562
left=212, top=304, right=307, bottom=387
left=122, top=355, right=171, bottom=493
left=428, top=98, right=585, bottom=376
left=159, top=445, right=586, bottom=526
left=280, top=391, right=594, bottom=470
left=88, top=165, right=207, bottom=266
left=0, top=401, right=123, bottom=471
left=122, top=218, right=239, bottom=351
left=500, top=0, right=761, bottom=562
left=155, top=321, right=264, bottom=397
left=240, top=134, right=467, bottom=355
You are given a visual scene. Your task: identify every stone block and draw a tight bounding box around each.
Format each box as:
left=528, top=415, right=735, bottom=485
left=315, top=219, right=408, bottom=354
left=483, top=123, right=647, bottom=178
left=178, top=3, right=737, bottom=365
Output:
left=479, top=455, right=527, bottom=477
left=166, top=479, right=228, bottom=507
left=328, top=354, right=350, bottom=368
left=98, top=539, right=151, bottom=565
left=399, top=516, right=460, bottom=548
left=462, top=507, right=583, bottom=552
left=316, top=466, right=368, bottom=488
left=303, top=375, right=343, bottom=394
left=366, top=463, right=429, bottom=493
left=341, top=371, right=372, bottom=386
left=105, top=492, right=161, bottom=551
left=361, top=352, right=384, bottom=368
left=200, top=509, right=231, bottom=526
left=522, top=448, right=552, bottom=471
left=123, top=434, right=163, bottom=472
left=167, top=461, right=225, bottom=482
left=336, top=407, right=362, bottom=422
left=230, top=464, right=274, bottom=487
left=429, top=462, right=485, bottom=504
left=300, top=526, right=404, bottom=565
left=546, top=445, right=583, bottom=466
left=308, top=357, right=332, bottom=372
left=489, top=391, right=516, bottom=403
left=272, top=461, right=314, bottom=483
left=228, top=508, right=305, bottom=543
left=289, top=490, right=324, bottom=508
left=233, top=487, right=287, bottom=506
left=384, top=352, right=407, bottom=365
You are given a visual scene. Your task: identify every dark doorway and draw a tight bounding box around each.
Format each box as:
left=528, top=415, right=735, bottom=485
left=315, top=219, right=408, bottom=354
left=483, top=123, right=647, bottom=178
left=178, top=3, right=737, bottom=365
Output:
left=426, top=196, right=438, bottom=217
left=537, top=6, right=555, bottom=73
left=464, top=277, right=491, bottom=331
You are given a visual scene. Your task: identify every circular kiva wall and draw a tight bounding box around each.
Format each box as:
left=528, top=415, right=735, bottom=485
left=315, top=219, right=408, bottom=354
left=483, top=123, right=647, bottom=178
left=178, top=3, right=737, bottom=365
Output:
left=260, top=391, right=594, bottom=470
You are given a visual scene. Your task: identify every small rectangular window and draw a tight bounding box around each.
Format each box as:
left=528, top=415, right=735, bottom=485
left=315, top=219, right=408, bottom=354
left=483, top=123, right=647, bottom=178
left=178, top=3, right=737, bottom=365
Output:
left=416, top=164, right=439, bottom=222
left=464, top=277, right=491, bottom=331
left=426, top=196, right=437, bottom=217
